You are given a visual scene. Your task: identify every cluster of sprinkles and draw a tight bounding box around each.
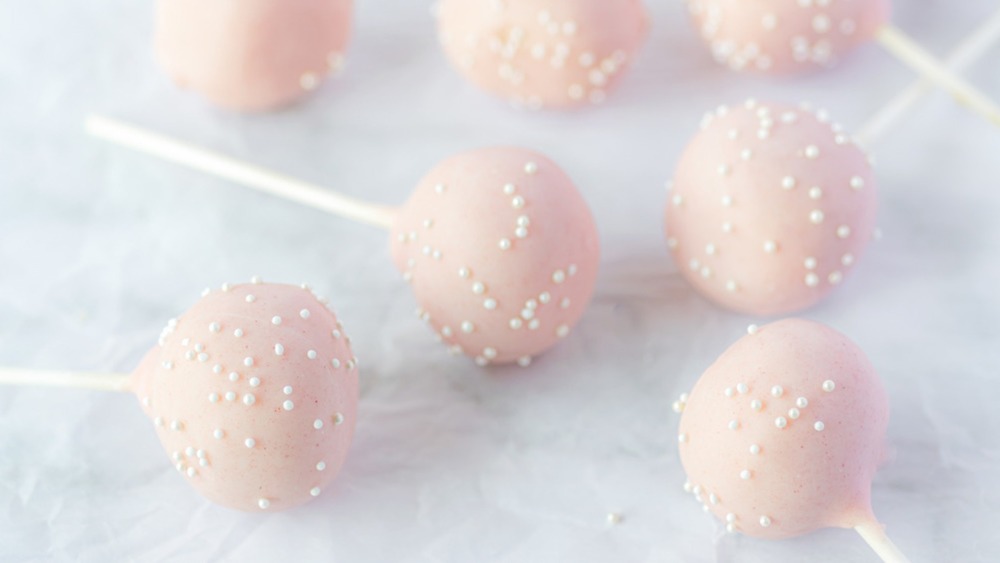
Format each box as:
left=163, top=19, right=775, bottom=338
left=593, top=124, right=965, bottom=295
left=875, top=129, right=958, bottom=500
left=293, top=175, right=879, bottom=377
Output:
left=299, top=51, right=346, bottom=92
left=688, top=0, right=864, bottom=71
left=395, top=159, right=581, bottom=367
left=676, top=325, right=840, bottom=533
left=145, top=278, right=357, bottom=509
left=436, top=3, right=634, bottom=109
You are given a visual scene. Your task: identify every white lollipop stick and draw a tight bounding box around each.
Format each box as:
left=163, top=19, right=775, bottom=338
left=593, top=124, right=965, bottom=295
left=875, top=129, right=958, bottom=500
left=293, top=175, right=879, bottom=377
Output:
left=856, top=520, right=911, bottom=563
left=859, top=9, right=1000, bottom=146
left=85, top=115, right=398, bottom=230
left=876, top=24, right=1000, bottom=127
left=0, top=367, right=130, bottom=393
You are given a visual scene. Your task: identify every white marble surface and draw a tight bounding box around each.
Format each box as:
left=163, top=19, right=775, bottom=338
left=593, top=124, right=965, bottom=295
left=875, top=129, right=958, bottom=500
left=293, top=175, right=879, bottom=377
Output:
left=1, top=1, right=999, bottom=561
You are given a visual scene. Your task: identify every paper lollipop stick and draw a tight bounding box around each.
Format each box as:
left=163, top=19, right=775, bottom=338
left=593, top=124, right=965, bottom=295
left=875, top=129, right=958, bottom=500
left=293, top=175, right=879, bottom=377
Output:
left=86, top=116, right=600, bottom=367
left=86, top=116, right=396, bottom=229
left=0, top=367, right=130, bottom=392
left=858, top=8, right=1000, bottom=145
left=686, top=1, right=1000, bottom=126
left=1, top=282, right=361, bottom=512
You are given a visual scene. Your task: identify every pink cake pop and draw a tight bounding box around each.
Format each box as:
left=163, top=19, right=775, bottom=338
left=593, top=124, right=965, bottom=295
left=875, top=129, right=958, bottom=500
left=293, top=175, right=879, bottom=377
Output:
left=1, top=282, right=360, bottom=512
left=664, top=100, right=878, bottom=316
left=85, top=117, right=600, bottom=366
left=390, top=148, right=599, bottom=366
left=685, top=0, right=1000, bottom=125
left=155, top=0, right=353, bottom=111
left=687, top=0, right=889, bottom=74
left=436, top=0, right=649, bottom=109
left=674, top=319, right=908, bottom=561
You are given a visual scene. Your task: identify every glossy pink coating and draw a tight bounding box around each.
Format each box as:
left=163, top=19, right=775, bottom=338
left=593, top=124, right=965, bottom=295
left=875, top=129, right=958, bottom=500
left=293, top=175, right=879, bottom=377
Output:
left=677, top=319, right=890, bottom=539
left=131, top=282, right=359, bottom=511
left=437, top=0, right=649, bottom=109
left=687, top=0, right=891, bottom=74
left=390, top=147, right=600, bottom=366
left=155, top=0, right=353, bottom=111
left=665, top=100, right=878, bottom=316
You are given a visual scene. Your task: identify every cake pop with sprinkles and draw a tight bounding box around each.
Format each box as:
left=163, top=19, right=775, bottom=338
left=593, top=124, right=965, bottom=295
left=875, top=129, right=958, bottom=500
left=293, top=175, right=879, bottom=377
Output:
left=156, top=0, right=353, bottom=111
left=674, top=319, right=908, bottom=562
left=436, top=0, right=649, bottom=109
left=1, top=281, right=360, bottom=512
left=665, top=100, right=878, bottom=316
left=685, top=0, right=1000, bottom=125
left=85, top=117, right=600, bottom=367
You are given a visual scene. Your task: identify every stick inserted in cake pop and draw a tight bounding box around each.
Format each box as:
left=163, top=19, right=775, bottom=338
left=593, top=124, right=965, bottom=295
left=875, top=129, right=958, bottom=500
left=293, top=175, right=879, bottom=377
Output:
left=686, top=1, right=1000, bottom=126
left=0, top=282, right=360, bottom=512
left=86, top=117, right=600, bottom=366
left=675, top=319, right=909, bottom=562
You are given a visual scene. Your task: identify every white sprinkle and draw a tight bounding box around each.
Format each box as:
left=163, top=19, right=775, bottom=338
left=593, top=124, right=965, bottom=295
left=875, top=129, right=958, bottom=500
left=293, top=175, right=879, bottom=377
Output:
left=837, top=225, right=852, bottom=239
left=760, top=515, right=772, bottom=528
left=249, top=377, right=260, bottom=387
left=243, top=394, right=256, bottom=406
left=209, top=322, right=220, bottom=333
left=678, top=433, right=688, bottom=443
left=461, top=321, right=474, bottom=333
left=740, top=469, right=752, bottom=480
left=775, top=416, right=788, bottom=429
left=797, top=397, right=809, bottom=408
left=553, top=270, right=566, bottom=283
left=306, top=350, right=317, bottom=360
left=458, top=267, right=471, bottom=279
left=771, top=385, right=783, bottom=397
left=317, top=461, right=327, bottom=471
left=258, top=498, right=270, bottom=510
left=517, top=356, right=532, bottom=367
left=333, top=413, right=344, bottom=425
left=810, top=210, right=825, bottom=224
left=747, top=324, right=759, bottom=335
left=234, top=328, right=244, bottom=338
left=300, top=309, right=311, bottom=319
left=822, top=380, right=836, bottom=392
left=484, top=298, right=497, bottom=310
left=503, top=183, right=516, bottom=195
left=724, top=387, right=735, bottom=397
left=556, top=324, right=570, bottom=338
left=829, top=271, right=843, bottom=285
left=272, top=315, right=282, bottom=325
left=283, top=400, right=294, bottom=411
left=314, top=419, right=324, bottom=430
left=208, top=393, right=219, bottom=403
left=815, top=421, right=826, bottom=431
left=842, top=254, right=855, bottom=266
left=213, top=428, right=224, bottom=439
left=805, top=257, right=818, bottom=270
left=245, top=438, right=256, bottom=448
left=788, top=407, right=800, bottom=419
left=244, top=357, right=254, bottom=367
left=170, top=420, right=182, bottom=431
left=274, top=343, right=285, bottom=356
left=728, top=420, right=739, bottom=431
left=310, top=487, right=321, bottom=497
left=850, top=176, right=865, bottom=190
left=805, top=273, right=820, bottom=287
left=736, top=383, right=749, bottom=394
left=499, top=238, right=512, bottom=250
left=524, top=162, right=538, bottom=174
left=763, top=240, right=777, bottom=254
left=781, top=176, right=796, bottom=190
left=213, top=364, right=223, bottom=374
left=751, top=399, right=762, bottom=411
left=245, top=295, right=256, bottom=303
left=434, top=183, right=446, bottom=194
left=749, top=444, right=761, bottom=455
left=283, top=385, right=293, bottom=395
left=225, top=391, right=236, bottom=402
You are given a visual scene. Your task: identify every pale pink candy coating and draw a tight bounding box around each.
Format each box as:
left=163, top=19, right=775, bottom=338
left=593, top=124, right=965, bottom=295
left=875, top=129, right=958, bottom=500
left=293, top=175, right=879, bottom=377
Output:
left=155, top=0, right=353, bottom=111
left=130, top=283, right=359, bottom=512
left=677, top=319, right=889, bottom=539
left=436, top=0, right=649, bottom=109
left=390, top=147, right=599, bottom=366
left=687, top=0, right=890, bottom=74
left=665, top=101, right=878, bottom=316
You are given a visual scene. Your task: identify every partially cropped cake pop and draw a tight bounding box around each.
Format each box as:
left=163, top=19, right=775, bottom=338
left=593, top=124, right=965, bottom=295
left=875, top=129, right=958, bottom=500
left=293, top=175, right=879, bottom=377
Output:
left=436, top=0, right=649, bottom=109
left=390, top=148, right=599, bottom=366
left=155, top=0, right=353, bottom=111
left=131, top=281, right=359, bottom=511
left=675, top=319, right=906, bottom=560
left=686, top=0, right=891, bottom=73
left=664, top=100, right=878, bottom=316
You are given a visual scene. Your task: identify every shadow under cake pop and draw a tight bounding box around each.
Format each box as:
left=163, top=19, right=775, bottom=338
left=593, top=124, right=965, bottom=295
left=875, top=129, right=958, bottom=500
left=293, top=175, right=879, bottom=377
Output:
left=156, top=0, right=353, bottom=112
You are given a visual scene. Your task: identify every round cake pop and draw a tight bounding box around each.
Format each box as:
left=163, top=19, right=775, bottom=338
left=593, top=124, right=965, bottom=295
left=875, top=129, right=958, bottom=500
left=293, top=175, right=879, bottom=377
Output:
left=130, top=281, right=360, bottom=511
left=675, top=319, right=907, bottom=560
left=664, top=100, right=878, bottom=316
left=687, top=0, right=890, bottom=74
left=85, top=117, right=600, bottom=366
left=155, top=0, right=353, bottom=111
left=436, top=0, right=649, bottom=109
left=390, top=147, right=599, bottom=366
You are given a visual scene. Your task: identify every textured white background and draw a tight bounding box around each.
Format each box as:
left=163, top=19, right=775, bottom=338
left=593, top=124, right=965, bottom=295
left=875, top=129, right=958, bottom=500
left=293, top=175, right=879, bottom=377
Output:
left=1, top=0, right=999, bottom=561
